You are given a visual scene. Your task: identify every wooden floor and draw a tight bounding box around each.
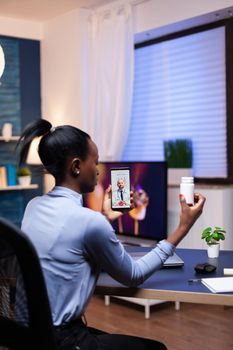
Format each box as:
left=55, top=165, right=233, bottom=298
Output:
left=86, top=296, right=233, bottom=350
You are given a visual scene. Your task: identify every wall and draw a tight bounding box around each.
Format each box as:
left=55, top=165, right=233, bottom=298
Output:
left=41, top=9, right=87, bottom=128
left=0, top=16, right=42, bottom=40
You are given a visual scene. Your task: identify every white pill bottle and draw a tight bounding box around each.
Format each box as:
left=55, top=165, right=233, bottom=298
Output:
left=180, top=177, right=194, bottom=206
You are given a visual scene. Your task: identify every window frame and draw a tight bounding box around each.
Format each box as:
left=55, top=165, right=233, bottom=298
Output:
left=134, top=18, right=233, bottom=185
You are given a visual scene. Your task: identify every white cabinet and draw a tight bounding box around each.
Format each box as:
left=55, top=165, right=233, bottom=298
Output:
left=0, top=184, right=38, bottom=191
left=0, top=136, right=19, bottom=141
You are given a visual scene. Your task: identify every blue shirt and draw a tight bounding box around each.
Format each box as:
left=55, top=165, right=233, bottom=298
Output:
left=21, top=186, right=175, bottom=325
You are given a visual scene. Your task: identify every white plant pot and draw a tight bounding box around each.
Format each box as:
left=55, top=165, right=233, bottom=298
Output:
left=207, top=244, right=220, bottom=258
left=168, top=168, right=193, bottom=185
left=18, top=176, right=31, bottom=186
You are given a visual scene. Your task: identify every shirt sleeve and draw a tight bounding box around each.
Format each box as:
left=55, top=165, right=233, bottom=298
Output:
left=83, top=213, right=175, bottom=287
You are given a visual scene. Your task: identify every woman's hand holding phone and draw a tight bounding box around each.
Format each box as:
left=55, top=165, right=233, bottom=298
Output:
left=110, top=168, right=131, bottom=211
left=102, top=185, right=134, bottom=222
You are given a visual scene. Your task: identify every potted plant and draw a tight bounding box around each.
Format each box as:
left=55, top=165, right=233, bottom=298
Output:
left=163, top=139, right=192, bottom=185
left=16, top=167, right=32, bottom=186
left=201, top=226, right=226, bottom=258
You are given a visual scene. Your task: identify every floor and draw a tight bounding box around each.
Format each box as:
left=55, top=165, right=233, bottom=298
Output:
left=86, top=295, right=233, bottom=350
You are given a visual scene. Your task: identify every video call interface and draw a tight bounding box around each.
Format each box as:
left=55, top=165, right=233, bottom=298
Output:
left=111, top=168, right=131, bottom=210
left=84, top=161, right=167, bottom=241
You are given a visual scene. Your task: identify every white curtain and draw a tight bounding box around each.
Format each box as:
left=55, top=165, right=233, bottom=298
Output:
left=83, top=2, right=134, bottom=161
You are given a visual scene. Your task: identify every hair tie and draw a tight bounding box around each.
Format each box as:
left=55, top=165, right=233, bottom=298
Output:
left=50, top=126, right=56, bottom=133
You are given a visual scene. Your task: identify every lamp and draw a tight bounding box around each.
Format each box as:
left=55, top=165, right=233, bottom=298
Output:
left=0, top=45, right=5, bottom=80
left=26, top=136, right=55, bottom=193
left=26, top=137, right=42, bottom=165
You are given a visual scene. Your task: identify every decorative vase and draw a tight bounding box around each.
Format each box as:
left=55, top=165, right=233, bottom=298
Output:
left=207, top=244, right=220, bottom=258
left=18, top=176, right=31, bottom=186
left=2, top=123, right=12, bottom=141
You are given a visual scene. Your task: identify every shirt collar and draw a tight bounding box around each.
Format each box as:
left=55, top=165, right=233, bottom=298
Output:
left=48, top=186, right=83, bottom=206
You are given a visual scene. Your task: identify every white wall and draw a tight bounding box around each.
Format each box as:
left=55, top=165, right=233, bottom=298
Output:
left=0, top=16, right=43, bottom=40
left=41, top=9, right=88, bottom=127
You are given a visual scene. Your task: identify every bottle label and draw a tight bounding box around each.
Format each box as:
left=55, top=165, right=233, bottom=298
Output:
left=180, top=183, right=194, bottom=205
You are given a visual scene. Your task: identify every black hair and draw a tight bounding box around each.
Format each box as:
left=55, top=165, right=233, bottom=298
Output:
left=17, top=119, right=91, bottom=182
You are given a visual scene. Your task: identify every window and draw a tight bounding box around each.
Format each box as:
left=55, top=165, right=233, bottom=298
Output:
left=122, top=19, right=233, bottom=182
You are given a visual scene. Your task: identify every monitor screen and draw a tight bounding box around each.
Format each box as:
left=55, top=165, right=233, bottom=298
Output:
left=83, top=161, right=167, bottom=241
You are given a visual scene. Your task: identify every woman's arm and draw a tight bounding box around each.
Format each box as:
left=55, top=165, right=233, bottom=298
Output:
left=102, top=185, right=205, bottom=242
left=84, top=193, right=205, bottom=287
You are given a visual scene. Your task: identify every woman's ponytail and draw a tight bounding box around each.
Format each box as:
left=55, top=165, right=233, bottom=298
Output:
left=17, top=119, right=52, bottom=166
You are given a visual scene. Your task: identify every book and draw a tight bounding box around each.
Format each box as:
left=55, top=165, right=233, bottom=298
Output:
left=0, top=166, right=7, bottom=188
left=6, top=164, right=17, bottom=186
left=201, top=277, right=233, bottom=293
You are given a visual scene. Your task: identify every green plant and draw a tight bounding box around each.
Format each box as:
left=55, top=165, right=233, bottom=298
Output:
left=201, top=226, right=226, bottom=245
left=164, top=139, right=192, bottom=168
left=16, top=167, right=32, bottom=177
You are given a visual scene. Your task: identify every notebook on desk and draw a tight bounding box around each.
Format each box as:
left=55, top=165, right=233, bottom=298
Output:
left=129, top=251, right=184, bottom=267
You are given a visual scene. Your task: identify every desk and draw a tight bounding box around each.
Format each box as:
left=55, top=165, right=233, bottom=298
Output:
left=96, top=248, right=233, bottom=306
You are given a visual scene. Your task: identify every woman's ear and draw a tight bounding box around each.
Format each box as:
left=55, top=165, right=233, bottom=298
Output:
left=71, top=158, right=81, bottom=177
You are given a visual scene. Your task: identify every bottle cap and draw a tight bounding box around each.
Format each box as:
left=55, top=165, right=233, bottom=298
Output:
left=181, top=176, right=194, bottom=183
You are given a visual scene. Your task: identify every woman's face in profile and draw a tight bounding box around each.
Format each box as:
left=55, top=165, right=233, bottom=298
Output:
left=78, top=139, right=99, bottom=193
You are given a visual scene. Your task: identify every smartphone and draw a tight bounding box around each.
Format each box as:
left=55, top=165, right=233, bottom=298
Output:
left=111, top=167, right=131, bottom=210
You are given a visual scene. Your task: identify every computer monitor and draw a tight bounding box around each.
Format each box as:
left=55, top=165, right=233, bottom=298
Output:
left=83, top=161, right=167, bottom=242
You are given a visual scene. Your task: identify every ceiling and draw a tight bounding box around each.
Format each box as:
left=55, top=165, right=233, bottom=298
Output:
left=0, top=0, right=116, bottom=22
left=1, top=1, right=233, bottom=42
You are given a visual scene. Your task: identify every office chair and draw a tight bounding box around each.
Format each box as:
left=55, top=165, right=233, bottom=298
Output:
left=0, top=217, right=56, bottom=350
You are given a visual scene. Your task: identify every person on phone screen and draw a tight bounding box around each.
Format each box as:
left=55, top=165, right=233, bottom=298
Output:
left=112, top=178, right=130, bottom=208
left=18, top=119, right=206, bottom=350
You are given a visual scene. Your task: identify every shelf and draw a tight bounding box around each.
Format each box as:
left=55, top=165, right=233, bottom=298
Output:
left=0, top=184, right=38, bottom=191
left=0, top=136, right=20, bottom=141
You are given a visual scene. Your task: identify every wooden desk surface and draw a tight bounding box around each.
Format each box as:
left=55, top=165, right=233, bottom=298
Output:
left=95, top=248, right=233, bottom=306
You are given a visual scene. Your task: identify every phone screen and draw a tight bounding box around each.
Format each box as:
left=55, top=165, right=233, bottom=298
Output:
left=111, top=167, right=131, bottom=210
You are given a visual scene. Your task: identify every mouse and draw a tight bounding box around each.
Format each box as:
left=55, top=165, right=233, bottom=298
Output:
left=194, top=263, right=216, bottom=274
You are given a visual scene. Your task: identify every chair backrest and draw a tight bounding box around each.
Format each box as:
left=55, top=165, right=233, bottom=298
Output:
left=0, top=217, right=56, bottom=350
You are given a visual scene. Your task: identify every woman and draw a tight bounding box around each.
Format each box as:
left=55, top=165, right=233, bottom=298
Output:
left=18, top=119, right=205, bottom=350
